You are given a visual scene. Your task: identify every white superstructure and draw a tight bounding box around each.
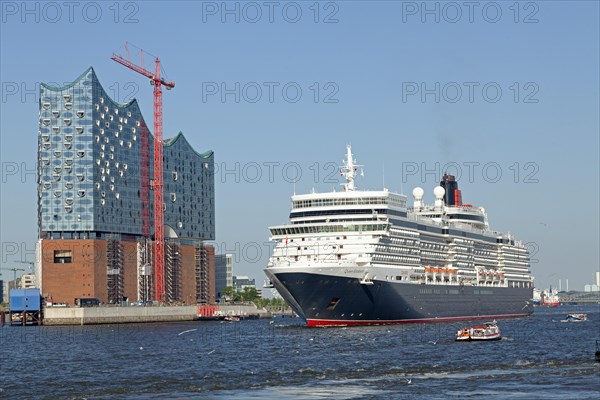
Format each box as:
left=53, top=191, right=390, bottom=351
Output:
left=267, top=145, right=533, bottom=290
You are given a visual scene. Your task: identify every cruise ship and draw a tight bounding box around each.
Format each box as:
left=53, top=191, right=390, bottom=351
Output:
left=264, top=146, right=534, bottom=326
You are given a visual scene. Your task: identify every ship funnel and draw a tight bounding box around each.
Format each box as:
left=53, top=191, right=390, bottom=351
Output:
left=440, top=174, right=462, bottom=206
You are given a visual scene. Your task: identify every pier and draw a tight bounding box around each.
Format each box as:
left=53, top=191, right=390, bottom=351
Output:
left=42, top=304, right=271, bottom=326
left=557, top=291, right=600, bottom=305
left=8, top=289, right=43, bottom=326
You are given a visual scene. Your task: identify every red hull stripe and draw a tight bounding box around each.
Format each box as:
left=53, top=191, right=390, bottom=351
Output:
left=306, top=313, right=530, bottom=327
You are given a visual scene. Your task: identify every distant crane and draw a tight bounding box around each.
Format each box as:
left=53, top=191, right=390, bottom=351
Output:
left=111, top=42, right=175, bottom=302
left=9, top=268, right=25, bottom=282
left=15, top=260, right=34, bottom=272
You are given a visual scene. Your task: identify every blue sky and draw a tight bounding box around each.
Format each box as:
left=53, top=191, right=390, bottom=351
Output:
left=1, top=1, right=598, bottom=291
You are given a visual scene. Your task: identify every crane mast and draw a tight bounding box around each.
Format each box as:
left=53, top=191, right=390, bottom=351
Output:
left=111, top=43, right=174, bottom=302
left=152, top=57, right=166, bottom=303
left=8, top=268, right=25, bottom=282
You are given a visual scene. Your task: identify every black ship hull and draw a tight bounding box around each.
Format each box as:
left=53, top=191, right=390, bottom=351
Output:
left=271, top=272, right=533, bottom=327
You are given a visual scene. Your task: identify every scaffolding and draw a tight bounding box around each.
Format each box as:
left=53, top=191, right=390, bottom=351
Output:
left=165, top=240, right=181, bottom=303
left=195, top=244, right=210, bottom=304
left=140, top=122, right=151, bottom=238
left=107, top=238, right=124, bottom=304
left=137, top=239, right=153, bottom=302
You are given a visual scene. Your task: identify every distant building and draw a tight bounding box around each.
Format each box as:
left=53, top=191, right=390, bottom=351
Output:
left=195, top=245, right=216, bottom=304
left=215, top=254, right=233, bottom=299
left=8, top=279, right=20, bottom=291
left=584, top=272, right=600, bottom=292
left=3, top=279, right=20, bottom=303
left=233, top=275, right=255, bottom=291
left=20, top=274, right=36, bottom=289
left=37, top=67, right=215, bottom=305
left=233, top=275, right=261, bottom=297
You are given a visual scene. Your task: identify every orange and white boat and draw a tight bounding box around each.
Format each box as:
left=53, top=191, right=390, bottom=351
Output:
left=456, top=321, right=501, bottom=341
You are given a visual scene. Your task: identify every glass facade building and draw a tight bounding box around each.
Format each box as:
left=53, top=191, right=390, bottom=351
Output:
left=38, top=67, right=214, bottom=241
left=163, top=133, right=214, bottom=239
left=214, top=253, right=233, bottom=299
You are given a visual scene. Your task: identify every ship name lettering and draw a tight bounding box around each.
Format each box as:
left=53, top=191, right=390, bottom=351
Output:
left=343, top=269, right=363, bottom=274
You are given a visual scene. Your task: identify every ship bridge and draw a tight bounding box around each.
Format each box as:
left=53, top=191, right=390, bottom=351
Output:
left=290, top=190, right=407, bottom=225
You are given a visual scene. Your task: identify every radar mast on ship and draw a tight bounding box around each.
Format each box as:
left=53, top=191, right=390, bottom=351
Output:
left=340, top=145, right=363, bottom=192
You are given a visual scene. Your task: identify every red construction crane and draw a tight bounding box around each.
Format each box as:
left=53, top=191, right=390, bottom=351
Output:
left=111, top=42, right=175, bottom=302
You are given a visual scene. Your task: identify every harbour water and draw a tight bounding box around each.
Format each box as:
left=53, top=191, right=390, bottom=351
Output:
left=1, top=305, right=599, bottom=399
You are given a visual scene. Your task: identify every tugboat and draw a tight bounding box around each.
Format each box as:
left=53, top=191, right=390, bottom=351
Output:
left=542, top=287, right=560, bottom=307
left=456, top=321, right=501, bottom=341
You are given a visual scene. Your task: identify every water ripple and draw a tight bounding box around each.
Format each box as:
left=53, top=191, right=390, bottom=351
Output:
left=1, top=305, right=599, bottom=399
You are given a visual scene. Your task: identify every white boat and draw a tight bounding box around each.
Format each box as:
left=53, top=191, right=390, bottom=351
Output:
left=264, top=145, right=534, bottom=327
left=456, top=321, right=501, bottom=341
left=560, top=313, right=587, bottom=322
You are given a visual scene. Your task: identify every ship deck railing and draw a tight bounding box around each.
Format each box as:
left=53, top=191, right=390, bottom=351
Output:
left=405, top=213, right=511, bottom=237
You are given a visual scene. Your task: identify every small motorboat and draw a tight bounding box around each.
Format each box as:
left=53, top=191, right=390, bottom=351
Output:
left=456, top=321, right=501, bottom=341
left=224, top=315, right=240, bottom=322
left=560, top=313, right=587, bottom=322
left=595, top=340, right=600, bottom=363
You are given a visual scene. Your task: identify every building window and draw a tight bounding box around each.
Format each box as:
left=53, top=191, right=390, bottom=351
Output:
left=54, top=250, right=73, bottom=263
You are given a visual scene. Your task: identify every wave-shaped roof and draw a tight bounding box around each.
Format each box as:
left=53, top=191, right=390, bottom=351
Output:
left=42, top=67, right=213, bottom=156
left=41, top=66, right=140, bottom=109
left=163, top=132, right=213, bottom=158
